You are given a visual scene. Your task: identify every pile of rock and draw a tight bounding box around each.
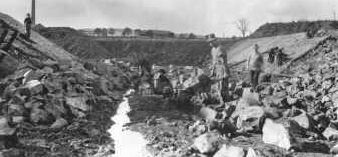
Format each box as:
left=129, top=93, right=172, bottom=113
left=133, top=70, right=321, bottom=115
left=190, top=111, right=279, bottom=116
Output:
left=0, top=60, right=132, bottom=154
left=185, top=36, right=338, bottom=156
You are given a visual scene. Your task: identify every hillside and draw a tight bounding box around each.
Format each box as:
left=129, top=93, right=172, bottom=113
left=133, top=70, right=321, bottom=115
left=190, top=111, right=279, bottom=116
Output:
left=250, top=20, right=338, bottom=38
left=35, top=26, right=112, bottom=59
left=227, top=32, right=328, bottom=82
left=0, top=12, right=132, bottom=156
left=96, top=38, right=238, bottom=66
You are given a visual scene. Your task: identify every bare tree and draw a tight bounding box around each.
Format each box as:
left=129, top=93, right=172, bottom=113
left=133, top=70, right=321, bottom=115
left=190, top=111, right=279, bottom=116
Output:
left=236, top=18, right=249, bottom=37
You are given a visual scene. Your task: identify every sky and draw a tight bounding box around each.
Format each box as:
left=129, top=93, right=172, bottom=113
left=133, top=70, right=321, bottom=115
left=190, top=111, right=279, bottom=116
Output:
left=0, top=0, right=337, bottom=37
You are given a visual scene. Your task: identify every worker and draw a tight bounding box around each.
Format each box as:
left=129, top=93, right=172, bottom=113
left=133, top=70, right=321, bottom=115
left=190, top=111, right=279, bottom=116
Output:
left=276, top=48, right=287, bottom=67
left=208, top=37, right=230, bottom=104
left=267, top=47, right=277, bottom=64
left=247, top=44, right=264, bottom=91
left=24, top=13, right=32, bottom=39
left=154, top=69, right=173, bottom=98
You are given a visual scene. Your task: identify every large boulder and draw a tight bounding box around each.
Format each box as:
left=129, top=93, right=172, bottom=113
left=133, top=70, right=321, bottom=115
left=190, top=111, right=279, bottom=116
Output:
left=200, top=107, right=218, bottom=122
left=235, top=106, right=265, bottom=132
left=193, top=132, right=220, bottom=154
left=213, top=144, right=245, bottom=157
left=65, top=96, right=89, bottom=111
left=50, top=118, right=68, bottom=129
left=323, top=127, right=338, bottom=140
left=291, top=112, right=315, bottom=130
left=30, top=108, right=51, bottom=124
left=24, top=80, right=45, bottom=95
left=262, top=119, right=303, bottom=150
left=242, top=88, right=260, bottom=106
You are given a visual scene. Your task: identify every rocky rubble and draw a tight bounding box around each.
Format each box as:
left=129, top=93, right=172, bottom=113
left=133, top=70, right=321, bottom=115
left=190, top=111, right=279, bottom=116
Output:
left=172, top=34, right=338, bottom=157
left=0, top=12, right=133, bottom=156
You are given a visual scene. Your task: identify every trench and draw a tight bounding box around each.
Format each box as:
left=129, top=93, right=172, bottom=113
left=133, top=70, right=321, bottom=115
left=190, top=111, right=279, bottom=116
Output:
left=108, top=89, right=153, bottom=157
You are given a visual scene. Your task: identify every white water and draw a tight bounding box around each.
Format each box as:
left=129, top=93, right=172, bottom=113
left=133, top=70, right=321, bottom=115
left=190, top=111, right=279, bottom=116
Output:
left=109, top=90, right=152, bottom=157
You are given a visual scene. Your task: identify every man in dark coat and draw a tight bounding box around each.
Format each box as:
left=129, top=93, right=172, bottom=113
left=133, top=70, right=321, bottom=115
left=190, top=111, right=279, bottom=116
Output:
left=24, top=13, right=32, bottom=39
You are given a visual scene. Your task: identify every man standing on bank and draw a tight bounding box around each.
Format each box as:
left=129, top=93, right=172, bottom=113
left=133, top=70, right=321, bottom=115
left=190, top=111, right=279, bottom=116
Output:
left=247, top=44, right=264, bottom=92
left=24, top=13, right=32, bottom=39
left=208, top=37, right=230, bottom=104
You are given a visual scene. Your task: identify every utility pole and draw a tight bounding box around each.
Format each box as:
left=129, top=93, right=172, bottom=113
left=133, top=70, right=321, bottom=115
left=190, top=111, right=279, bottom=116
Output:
left=334, top=10, right=337, bottom=21
left=31, top=0, right=36, bottom=25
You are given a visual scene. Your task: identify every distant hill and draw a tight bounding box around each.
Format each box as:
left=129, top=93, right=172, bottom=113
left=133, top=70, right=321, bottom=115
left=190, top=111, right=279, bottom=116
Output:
left=250, top=20, right=338, bottom=38
left=35, top=26, right=112, bottom=59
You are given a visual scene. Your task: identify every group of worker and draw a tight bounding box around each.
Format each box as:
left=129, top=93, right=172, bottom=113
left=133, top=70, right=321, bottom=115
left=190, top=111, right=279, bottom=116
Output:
left=267, top=47, right=288, bottom=67
left=208, top=37, right=264, bottom=104
left=150, top=37, right=264, bottom=104
left=22, top=11, right=264, bottom=105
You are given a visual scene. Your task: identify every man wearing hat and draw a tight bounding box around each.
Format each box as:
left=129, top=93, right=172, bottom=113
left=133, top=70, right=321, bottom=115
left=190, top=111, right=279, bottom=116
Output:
left=208, top=37, right=230, bottom=104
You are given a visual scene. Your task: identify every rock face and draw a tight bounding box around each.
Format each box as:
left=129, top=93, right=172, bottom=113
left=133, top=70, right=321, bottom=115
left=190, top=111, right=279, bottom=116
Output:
left=193, top=132, right=220, bottom=154
left=213, top=144, right=245, bottom=157
left=262, top=119, right=293, bottom=150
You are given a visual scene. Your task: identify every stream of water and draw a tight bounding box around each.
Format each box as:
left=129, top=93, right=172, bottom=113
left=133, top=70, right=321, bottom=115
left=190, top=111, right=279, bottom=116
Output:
left=108, top=90, right=152, bottom=157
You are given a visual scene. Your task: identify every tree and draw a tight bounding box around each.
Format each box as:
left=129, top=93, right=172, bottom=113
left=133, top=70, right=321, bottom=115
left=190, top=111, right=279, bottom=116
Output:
left=108, top=28, right=115, bottom=36
left=134, top=29, right=142, bottom=36
left=101, top=28, right=108, bottom=37
left=94, top=28, right=102, bottom=37
left=236, top=18, right=249, bottom=37
left=189, top=33, right=196, bottom=39
left=122, top=27, right=132, bottom=37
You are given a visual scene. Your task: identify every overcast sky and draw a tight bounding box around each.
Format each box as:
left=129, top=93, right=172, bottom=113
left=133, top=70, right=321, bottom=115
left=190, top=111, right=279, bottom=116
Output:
left=0, top=0, right=337, bottom=37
